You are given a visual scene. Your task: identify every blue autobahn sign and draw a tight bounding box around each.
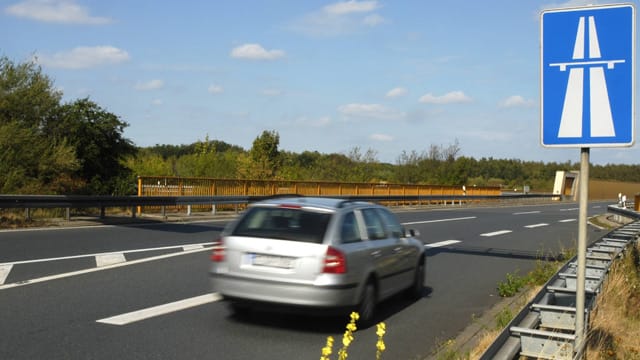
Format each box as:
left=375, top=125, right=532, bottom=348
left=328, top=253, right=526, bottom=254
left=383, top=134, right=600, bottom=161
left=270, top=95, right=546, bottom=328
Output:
left=541, top=4, right=635, bottom=147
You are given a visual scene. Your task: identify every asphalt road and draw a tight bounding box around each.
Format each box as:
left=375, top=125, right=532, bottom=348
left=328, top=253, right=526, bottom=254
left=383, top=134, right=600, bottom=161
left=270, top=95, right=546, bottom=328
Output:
left=0, top=201, right=613, bottom=359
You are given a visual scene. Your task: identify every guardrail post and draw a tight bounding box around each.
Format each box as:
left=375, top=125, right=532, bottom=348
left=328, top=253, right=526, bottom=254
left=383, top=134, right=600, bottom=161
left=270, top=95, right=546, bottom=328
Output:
left=187, top=205, right=192, bottom=216
left=100, top=206, right=105, bottom=219
left=211, top=204, right=216, bottom=215
left=131, top=206, right=136, bottom=218
left=25, top=208, right=31, bottom=221
left=66, top=208, right=71, bottom=221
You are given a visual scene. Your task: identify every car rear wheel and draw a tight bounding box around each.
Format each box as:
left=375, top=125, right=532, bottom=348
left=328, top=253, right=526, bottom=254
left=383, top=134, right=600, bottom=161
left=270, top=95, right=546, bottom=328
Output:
left=357, top=280, right=377, bottom=327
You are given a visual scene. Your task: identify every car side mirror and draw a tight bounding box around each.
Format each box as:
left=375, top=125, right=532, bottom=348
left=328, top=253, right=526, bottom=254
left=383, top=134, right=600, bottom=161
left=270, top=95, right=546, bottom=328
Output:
left=405, top=228, right=420, bottom=238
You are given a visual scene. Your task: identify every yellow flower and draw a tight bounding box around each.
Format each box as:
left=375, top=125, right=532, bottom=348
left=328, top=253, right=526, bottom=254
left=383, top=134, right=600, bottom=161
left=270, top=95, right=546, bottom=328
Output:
left=350, top=312, right=360, bottom=322
left=338, top=312, right=360, bottom=360
left=375, top=322, right=387, bottom=360
left=346, top=322, right=357, bottom=332
left=320, top=336, right=334, bottom=360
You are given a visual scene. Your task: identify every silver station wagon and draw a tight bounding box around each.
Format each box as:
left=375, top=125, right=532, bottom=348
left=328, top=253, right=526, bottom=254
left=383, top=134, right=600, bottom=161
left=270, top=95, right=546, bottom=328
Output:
left=210, top=196, right=426, bottom=324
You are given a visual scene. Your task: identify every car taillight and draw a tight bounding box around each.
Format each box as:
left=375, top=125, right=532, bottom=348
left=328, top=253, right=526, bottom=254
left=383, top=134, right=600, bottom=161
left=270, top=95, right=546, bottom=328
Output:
left=211, top=239, right=225, bottom=262
left=323, top=246, right=346, bottom=274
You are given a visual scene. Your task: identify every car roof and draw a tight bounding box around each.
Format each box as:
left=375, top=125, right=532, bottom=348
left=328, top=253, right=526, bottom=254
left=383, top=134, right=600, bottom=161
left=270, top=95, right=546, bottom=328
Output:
left=251, top=196, right=373, bottom=212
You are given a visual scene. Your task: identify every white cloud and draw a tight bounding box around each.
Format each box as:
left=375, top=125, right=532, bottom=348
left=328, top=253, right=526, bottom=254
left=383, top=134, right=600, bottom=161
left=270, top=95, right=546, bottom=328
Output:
left=386, top=87, right=407, bottom=98
left=151, top=99, right=163, bottom=106
left=499, top=95, right=535, bottom=108
left=338, top=103, right=405, bottom=120
left=135, top=79, right=164, bottom=91
left=323, top=1, right=380, bottom=15
left=419, top=91, right=472, bottom=104
left=289, top=0, right=384, bottom=37
left=35, top=46, right=129, bottom=69
left=370, top=133, right=393, bottom=141
left=230, top=44, right=285, bottom=61
left=208, top=84, right=224, bottom=94
left=5, top=0, right=112, bottom=24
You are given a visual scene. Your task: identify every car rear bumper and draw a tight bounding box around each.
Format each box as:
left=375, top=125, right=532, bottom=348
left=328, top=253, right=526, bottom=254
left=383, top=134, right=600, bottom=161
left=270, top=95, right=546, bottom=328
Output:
left=210, top=273, right=360, bottom=308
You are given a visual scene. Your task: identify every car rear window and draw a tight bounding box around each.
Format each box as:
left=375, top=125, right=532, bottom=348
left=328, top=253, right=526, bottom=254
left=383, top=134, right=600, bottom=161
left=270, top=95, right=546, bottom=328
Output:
left=231, top=207, right=331, bottom=244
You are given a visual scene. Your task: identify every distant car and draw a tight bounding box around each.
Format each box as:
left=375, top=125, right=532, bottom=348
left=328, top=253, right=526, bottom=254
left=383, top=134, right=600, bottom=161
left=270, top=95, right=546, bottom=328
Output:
left=209, top=196, right=426, bottom=325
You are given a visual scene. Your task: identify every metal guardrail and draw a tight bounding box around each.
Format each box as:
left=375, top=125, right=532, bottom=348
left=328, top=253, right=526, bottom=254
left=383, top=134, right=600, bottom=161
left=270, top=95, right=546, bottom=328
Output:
left=0, top=193, right=556, bottom=220
left=479, top=204, right=640, bottom=360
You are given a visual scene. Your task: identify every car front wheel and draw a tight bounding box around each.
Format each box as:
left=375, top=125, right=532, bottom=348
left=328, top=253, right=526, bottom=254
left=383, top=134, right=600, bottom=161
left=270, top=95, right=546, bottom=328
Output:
left=406, top=258, right=425, bottom=299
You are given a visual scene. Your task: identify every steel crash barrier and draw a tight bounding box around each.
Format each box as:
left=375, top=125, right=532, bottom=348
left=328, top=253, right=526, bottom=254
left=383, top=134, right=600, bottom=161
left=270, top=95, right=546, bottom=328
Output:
left=479, top=204, right=640, bottom=360
left=0, top=193, right=554, bottom=221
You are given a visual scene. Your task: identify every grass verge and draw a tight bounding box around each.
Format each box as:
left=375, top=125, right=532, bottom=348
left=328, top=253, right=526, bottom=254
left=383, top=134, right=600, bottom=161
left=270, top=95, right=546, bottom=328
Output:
left=431, top=215, right=635, bottom=359
left=585, top=242, right=640, bottom=359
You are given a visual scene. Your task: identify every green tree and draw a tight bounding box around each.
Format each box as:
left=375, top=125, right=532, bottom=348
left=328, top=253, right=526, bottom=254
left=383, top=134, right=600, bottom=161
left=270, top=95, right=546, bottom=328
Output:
left=346, top=146, right=379, bottom=183
left=0, top=57, right=79, bottom=194
left=124, top=149, right=173, bottom=177
left=0, top=56, right=61, bottom=128
left=0, top=121, right=79, bottom=193
left=246, top=130, right=281, bottom=179
left=45, top=98, right=137, bottom=194
left=395, top=150, right=423, bottom=184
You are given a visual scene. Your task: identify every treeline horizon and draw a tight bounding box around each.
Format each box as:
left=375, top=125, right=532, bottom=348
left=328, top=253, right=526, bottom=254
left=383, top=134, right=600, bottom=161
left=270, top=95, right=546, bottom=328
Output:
left=3, top=56, right=640, bottom=197
left=126, top=132, right=640, bottom=194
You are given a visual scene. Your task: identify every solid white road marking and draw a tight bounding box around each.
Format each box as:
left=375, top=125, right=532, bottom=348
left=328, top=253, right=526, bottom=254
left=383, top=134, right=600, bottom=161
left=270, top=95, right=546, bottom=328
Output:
left=559, top=219, right=577, bottom=223
left=0, top=264, right=13, bottom=285
left=0, top=246, right=214, bottom=290
left=480, top=230, right=512, bottom=237
left=403, top=216, right=476, bottom=225
left=560, top=208, right=579, bottom=211
left=96, top=253, right=126, bottom=267
left=182, top=244, right=205, bottom=251
left=0, top=242, right=214, bottom=266
left=513, top=211, right=541, bottom=215
left=525, top=223, right=549, bottom=229
left=424, top=240, right=461, bottom=248
left=96, top=293, right=222, bottom=326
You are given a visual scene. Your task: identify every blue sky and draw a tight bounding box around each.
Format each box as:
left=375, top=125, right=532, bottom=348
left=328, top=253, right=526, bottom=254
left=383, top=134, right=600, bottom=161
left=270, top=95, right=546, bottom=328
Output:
left=1, top=0, right=638, bottom=165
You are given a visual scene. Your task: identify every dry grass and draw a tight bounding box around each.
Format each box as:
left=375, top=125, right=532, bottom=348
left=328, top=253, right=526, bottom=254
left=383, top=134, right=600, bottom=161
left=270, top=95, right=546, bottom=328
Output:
left=468, top=330, right=501, bottom=359
left=464, top=286, right=543, bottom=359
left=585, top=243, right=640, bottom=359
left=0, top=211, right=46, bottom=229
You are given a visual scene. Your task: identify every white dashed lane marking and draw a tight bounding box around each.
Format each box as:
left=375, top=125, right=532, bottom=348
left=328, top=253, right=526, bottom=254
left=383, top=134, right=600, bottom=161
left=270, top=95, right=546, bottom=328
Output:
left=424, top=240, right=461, bottom=248
left=524, top=223, right=549, bottom=229
left=480, top=230, right=513, bottom=237
left=97, top=293, right=222, bottom=326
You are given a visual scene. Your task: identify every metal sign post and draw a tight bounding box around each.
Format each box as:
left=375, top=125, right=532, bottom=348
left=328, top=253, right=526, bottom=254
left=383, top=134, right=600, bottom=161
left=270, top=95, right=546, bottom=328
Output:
left=575, top=148, right=589, bottom=346
left=541, top=3, right=635, bottom=352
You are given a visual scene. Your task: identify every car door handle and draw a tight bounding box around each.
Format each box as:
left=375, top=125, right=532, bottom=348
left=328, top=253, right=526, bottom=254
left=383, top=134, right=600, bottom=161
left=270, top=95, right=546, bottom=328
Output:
left=370, top=250, right=383, bottom=258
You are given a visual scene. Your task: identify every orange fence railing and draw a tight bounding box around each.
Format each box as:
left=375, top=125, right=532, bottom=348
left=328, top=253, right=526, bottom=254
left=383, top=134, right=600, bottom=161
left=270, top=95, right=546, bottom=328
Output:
left=137, top=176, right=502, bottom=212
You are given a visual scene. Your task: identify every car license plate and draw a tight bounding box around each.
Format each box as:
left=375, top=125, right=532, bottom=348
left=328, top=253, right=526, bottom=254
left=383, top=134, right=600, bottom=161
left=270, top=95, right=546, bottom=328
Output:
left=250, top=254, right=294, bottom=269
